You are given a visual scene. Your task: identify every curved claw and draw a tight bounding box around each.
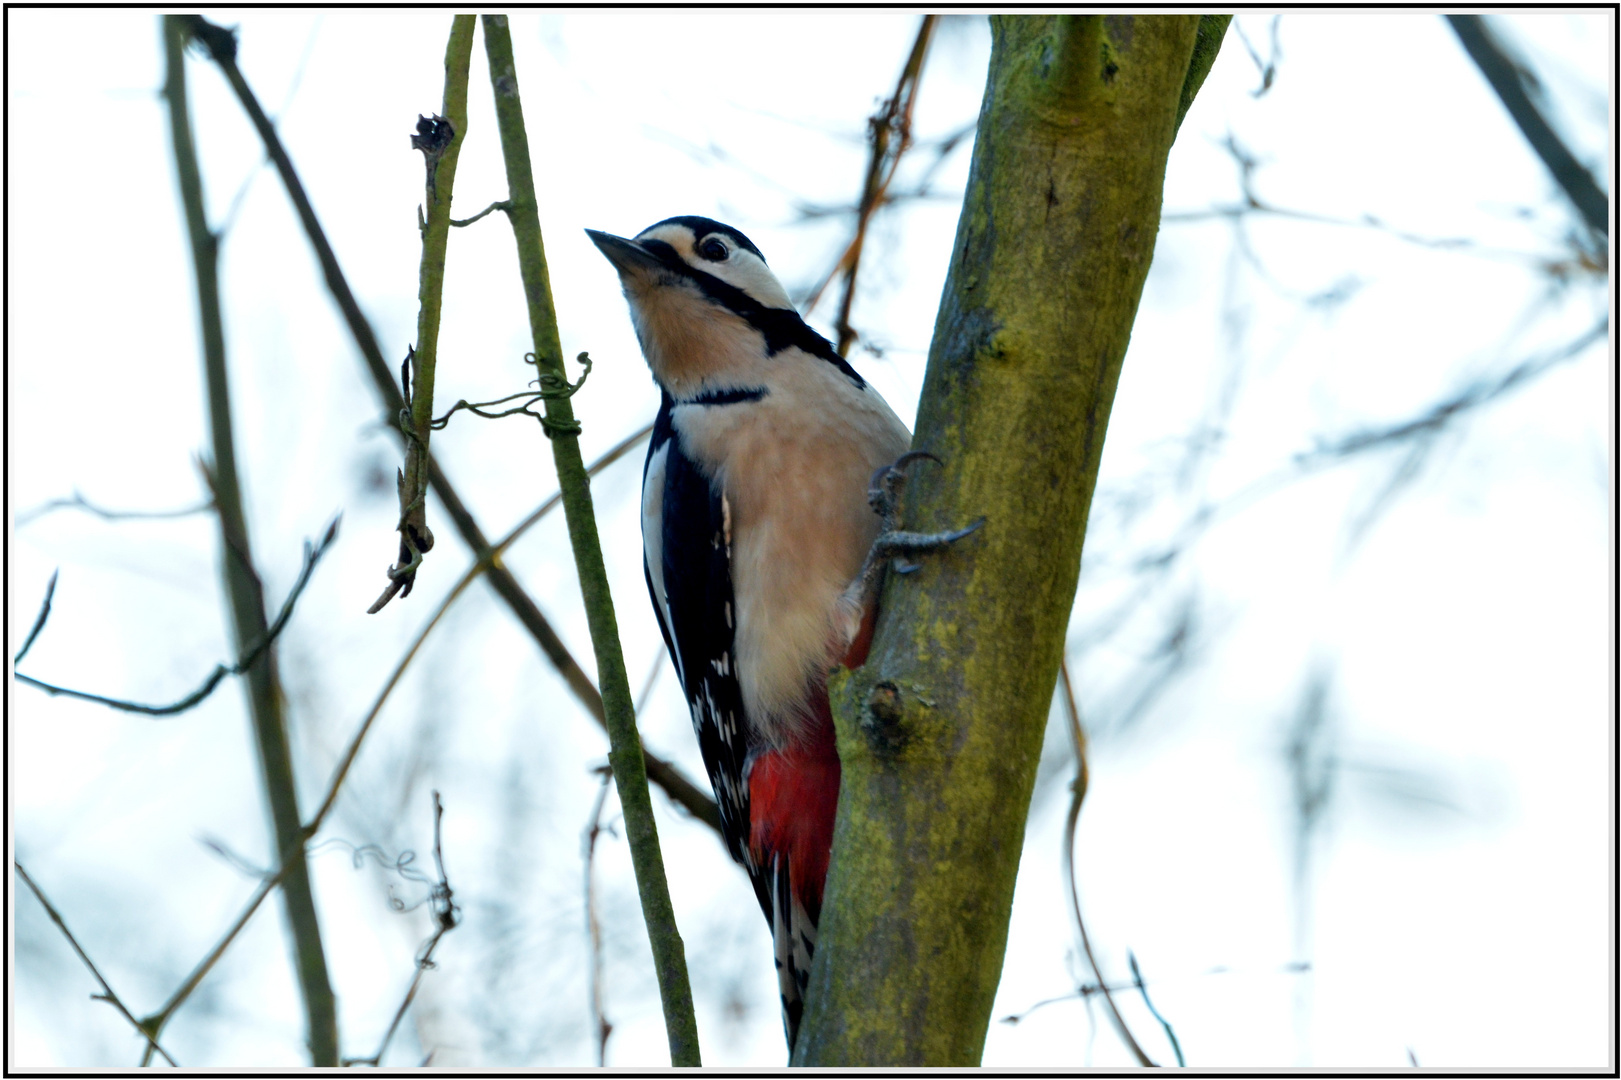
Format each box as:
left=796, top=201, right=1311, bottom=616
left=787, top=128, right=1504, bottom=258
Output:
left=892, top=450, right=942, bottom=471
left=868, top=450, right=946, bottom=518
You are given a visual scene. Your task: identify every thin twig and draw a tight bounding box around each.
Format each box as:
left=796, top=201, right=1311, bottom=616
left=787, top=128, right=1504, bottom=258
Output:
left=999, top=980, right=1152, bottom=1026
left=15, top=491, right=214, bottom=528
left=15, top=862, right=180, bottom=1067
left=17, top=520, right=339, bottom=716
left=1162, top=134, right=1594, bottom=273
left=305, top=555, right=479, bottom=836
left=137, top=872, right=284, bottom=1065
left=1231, top=15, right=1281, bottom=97
left=1086, top=318, right=1607, bottom=630
left=214, top=15, right=325, bottom=239
left=13, top=570, right=58, bottom=665
left=1128, top=952, right=1185, bottom=1067
left=584, top=766, right=616, bottom=1066
left=1057, top=660, right=1154, bottom=1067
left=1162, top=199, right=1578, bottom=269
left=1001, top=960, right=1313, bottom=1027
left=1294, top=320, right=1607, bottom=465
left=803, top=15, right=937, bottom=356
left=449, top=199, right=510, bottom=227
left=482, top=15, right=700, bottom=1064
left=633, top=648, right=665, bottom=718
left=344, top=791, right=461, bottom=1067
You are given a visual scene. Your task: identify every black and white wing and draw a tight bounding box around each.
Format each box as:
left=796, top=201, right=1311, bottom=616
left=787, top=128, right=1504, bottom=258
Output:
left=641, top=394, right=770, bottom=918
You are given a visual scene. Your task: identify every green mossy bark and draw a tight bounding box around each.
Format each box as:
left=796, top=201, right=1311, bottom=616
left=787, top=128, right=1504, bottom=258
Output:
left=395, top=16, right=475, bottom=582
left=1178, top=15, right=1232, bottom=135
left=794, top=15, right=1225, bottom=1066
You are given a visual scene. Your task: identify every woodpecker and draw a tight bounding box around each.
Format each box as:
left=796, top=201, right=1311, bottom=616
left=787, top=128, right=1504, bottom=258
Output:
left=588, top=216, right=979, bottom=1051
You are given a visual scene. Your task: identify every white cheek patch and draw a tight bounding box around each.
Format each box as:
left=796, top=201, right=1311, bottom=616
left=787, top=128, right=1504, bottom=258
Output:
left=715, top=256, right=792, bottom=309
left=634, top=222, right=794, bottom=311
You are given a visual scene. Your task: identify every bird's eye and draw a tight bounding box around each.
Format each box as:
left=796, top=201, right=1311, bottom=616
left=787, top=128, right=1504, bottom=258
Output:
left=698, top=237, right=729, bottom=262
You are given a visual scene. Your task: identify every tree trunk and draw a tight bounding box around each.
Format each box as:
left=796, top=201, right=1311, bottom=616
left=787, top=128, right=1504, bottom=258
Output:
left=795, top=15, right=1229, bottom=1066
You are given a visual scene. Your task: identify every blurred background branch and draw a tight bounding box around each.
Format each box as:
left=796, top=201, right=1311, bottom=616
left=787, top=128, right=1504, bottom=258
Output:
left=17, top=521, right=338, bottom=716
left=801, top=14, right=937, bottom=357
left=16, top=491, right=214, bottom=528
left=344, top=792, right=461, bottom=1066
left=1446, top=14, right=1609, bottom=240
left=164, top=15, right=338, bottom=1063
left=14, top=863, right=180, bottom=1067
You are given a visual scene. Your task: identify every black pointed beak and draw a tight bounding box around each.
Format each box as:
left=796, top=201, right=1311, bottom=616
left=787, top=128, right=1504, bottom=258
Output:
left=586, top=229, right=663, bottom=276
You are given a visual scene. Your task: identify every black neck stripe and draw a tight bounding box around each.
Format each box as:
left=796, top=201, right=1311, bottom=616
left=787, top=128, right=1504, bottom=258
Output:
left=679, top=386, right=769, bottom=407
left=636, top=241, right=867, bottom=392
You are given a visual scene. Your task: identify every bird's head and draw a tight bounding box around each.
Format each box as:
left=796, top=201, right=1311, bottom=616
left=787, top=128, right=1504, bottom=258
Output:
left=587, top=216, right=800, bottom=393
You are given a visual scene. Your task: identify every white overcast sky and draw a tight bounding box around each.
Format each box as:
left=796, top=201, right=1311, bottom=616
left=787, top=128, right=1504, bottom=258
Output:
left=7, top=10, right=1613, bottom=1069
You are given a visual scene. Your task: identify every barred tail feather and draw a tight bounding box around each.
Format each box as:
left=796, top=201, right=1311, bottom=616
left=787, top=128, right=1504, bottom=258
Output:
left=771, top=854, right=818, bottom=1050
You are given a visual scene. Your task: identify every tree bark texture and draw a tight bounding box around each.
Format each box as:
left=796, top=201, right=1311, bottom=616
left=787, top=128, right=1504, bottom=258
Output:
left=795, top=15, right=1226, bottom=1066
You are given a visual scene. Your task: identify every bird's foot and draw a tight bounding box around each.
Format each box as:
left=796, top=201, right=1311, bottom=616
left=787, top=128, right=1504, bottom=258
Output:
left=840, top=452, right=985, bottom=631
left=863, top=451, right=985, bottom=574
left=835, top=453, right=983, bottom=661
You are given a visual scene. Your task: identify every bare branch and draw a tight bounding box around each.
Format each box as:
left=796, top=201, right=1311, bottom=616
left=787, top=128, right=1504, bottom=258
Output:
left=584, top=766, right=616, bottom=1066
left=15, top=862, right=180, bottom=1067
left=1163, top=135, right=1592, bottom=274
left=13, top=570, right=58, bottom=665
left=15, top=491, right=213, bottom=528
left=449, top=199, right=511, bottom=227
left=1098, top=319, right=1606, bottom=610
left=999, top=981, right=1148, bottom=1026
left=166, top=19, right=338, bottom=1058
left=138, top=873, right=283, bottom=1065
left=16, top=520, right=340, bottom=717
left=803, top=15, right=938, bottom=356
left=1057, top=660, right=1154, bottom=1066
left=1294, top=320, right=1607, bottom=467
left=1127, top=952, right=1185, bottom=1067
left=1231, top=15, right=1281, bottom=97
left=1001, top=960, right=1311, bottom=1026
left=1447, top=15, right=1608, bottom=239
